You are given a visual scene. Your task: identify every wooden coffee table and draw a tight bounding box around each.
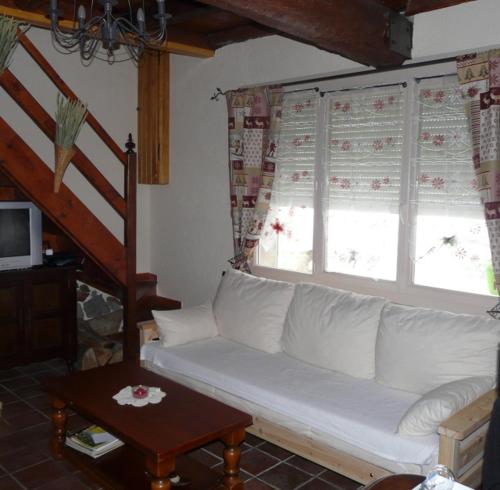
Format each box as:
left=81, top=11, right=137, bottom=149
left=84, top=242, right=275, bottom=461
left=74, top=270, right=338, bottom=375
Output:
left=42, top=361, right=253, bottom=490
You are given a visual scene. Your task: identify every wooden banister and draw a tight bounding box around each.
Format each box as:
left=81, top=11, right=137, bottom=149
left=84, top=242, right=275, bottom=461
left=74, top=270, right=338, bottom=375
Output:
left=0, top=69, right=127, bottom=219
left=123, top=135, right=138, bottom=359
left=18, top=33, right=128, bottom=168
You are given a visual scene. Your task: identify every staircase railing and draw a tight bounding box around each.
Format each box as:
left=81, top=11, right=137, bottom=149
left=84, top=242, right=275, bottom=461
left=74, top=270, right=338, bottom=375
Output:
left=0, top=33, right=139, bottom=358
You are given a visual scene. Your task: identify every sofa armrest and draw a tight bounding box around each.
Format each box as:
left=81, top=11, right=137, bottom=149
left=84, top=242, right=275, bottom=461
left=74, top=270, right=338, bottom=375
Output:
left=138, top=320, right=160, bottom=347
left=438, top=389, right=496, bottom=441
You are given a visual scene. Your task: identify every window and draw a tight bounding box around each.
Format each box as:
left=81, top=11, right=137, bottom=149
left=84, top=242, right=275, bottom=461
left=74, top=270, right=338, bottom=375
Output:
left=325, top=85, right=405, bottom=280
left=257, top=69, right=494, bottom=307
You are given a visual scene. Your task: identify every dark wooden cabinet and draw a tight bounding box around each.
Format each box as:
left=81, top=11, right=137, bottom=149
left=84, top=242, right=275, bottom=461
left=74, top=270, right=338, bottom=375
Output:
left=0, top=266, right=77, bottom=368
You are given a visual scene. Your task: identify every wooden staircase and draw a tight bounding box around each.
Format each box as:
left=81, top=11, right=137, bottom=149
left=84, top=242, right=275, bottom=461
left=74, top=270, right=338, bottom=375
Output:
left=0, top=33, right=140, bottom=358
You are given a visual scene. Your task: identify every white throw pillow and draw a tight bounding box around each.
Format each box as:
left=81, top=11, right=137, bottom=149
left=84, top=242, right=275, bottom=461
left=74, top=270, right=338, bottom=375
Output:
left=376, top=303, right=500, bottom=394
left=212, top=269, right=295, bottom=353
left=398, top=376, right=495, bottom=436
left=153, top=303, right=218, bottom=348
left=282, top=283, right=386, bottom=379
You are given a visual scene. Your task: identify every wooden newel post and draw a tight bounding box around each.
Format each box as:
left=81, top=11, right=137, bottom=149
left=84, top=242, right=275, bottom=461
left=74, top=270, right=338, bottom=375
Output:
left=123, top=134, right=138, bottom=360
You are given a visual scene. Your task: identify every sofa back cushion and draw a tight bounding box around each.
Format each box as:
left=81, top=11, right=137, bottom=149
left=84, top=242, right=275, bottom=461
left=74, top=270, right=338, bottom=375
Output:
left=153, top=303, right=218, bottom=348
left=376, top=303, right=500, bottom=394
left=213, top=269, right=295, bottom=353
left=281, top=283, right=386, bottom=379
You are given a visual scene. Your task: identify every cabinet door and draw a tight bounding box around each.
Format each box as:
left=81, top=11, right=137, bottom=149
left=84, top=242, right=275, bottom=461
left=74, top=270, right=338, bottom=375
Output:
left=27, top=271, right=66, bottom=360
left=0, top=281, right=24, bottom=366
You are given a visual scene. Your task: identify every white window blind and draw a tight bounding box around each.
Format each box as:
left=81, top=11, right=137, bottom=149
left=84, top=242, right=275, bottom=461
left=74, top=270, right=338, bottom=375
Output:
left=413, top=76, right=481, bottom=218
left=326, top=84, right=405, bottom=212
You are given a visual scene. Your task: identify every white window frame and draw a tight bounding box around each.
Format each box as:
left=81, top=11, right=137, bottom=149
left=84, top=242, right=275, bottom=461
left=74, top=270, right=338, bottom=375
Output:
left=254, top=61, right=495, bottom=315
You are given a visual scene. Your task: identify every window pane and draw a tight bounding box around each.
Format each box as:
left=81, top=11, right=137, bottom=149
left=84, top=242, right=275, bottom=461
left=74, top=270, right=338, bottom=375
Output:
left=412, top=77, right=494, bottom=295
left=258, top=91, right=317, bottom=273
left=325, top=85, right=405, bottom=280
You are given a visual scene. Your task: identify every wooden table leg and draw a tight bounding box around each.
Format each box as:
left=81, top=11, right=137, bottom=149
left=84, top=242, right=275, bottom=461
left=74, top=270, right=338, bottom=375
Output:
left=221, top=428, right=246, bottom=489
left=146, top=455, right=175, bottom=490
left=50, top=398, right=67, bottom=459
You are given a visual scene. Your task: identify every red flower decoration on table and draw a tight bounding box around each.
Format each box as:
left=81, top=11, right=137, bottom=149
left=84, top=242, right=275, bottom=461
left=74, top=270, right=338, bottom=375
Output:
left=271, top=219, right=285, bottom=234
left=132, top=385, right=149, bottom=399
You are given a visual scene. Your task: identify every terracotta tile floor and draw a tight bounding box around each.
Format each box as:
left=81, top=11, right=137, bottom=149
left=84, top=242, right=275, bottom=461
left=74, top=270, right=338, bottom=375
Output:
left=0, top=360, right=363, bottom=490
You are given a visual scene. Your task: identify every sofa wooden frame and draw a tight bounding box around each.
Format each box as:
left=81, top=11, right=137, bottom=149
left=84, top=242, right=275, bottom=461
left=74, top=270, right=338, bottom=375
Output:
left=138, top=320, right=495, bottom=487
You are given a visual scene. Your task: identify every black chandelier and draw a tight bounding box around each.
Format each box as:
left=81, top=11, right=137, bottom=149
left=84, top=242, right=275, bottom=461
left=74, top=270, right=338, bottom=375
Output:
left=49, top=0, right=170, bottom=63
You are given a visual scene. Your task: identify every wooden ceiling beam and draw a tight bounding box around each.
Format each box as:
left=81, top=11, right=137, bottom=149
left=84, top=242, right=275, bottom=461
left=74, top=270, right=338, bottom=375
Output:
left=405, top=0, right=473, bottom=15
left=208, top=24, right=274, bottom=48
left=0, top=4, right=215, bottom=58
left=196, top=0, right=411, bottom=66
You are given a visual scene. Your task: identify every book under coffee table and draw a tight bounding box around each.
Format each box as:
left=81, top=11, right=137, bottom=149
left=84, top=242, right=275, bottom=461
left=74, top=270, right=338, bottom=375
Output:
left=42, top=361, right=253, bottom=490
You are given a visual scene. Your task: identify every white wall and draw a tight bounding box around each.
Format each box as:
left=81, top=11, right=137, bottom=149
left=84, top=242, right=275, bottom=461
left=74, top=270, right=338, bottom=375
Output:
left=152, top=0, right=500, bottom=307
left=0, top=28, right=151, bottom=272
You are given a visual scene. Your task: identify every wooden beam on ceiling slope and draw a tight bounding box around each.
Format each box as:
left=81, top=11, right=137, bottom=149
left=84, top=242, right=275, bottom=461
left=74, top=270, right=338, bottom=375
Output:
left=196, top=0, right=411, bottom=67
left=404, top=0, right=474, bottom=16
left=0, top=4, right=215, bottom=58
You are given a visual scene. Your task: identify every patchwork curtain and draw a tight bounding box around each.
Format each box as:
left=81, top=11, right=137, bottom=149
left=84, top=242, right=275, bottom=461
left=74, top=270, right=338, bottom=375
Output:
left=226, top=86, right=283, bottom=272
left=457, top=51, right=500, bottom=287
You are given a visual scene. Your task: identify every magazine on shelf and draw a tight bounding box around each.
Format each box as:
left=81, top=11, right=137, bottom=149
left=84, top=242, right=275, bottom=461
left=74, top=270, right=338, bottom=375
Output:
left=65, top=425, right=124, bottom=458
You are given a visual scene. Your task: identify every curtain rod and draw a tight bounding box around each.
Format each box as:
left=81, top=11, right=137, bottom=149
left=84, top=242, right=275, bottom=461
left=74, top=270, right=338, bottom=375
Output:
left=210, top=54, right=458, bottom=101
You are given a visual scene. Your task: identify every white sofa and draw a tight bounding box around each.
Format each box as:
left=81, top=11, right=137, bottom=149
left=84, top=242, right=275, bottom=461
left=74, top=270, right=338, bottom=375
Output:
left=139, top=270, right=499, bottom=487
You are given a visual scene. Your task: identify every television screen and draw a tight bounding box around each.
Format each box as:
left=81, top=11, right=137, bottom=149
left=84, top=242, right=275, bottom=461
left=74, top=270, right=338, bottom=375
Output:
left=0, top=209, right=31, bottom=258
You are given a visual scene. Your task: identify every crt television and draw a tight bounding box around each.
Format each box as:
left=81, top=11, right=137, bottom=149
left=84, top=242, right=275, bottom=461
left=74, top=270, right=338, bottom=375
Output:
left=0, top=202, right=43, bottom=272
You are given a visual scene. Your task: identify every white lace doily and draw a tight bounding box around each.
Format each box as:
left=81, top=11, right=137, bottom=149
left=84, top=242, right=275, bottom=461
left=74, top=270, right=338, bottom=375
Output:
left=112, top=386, right=166, bottom=407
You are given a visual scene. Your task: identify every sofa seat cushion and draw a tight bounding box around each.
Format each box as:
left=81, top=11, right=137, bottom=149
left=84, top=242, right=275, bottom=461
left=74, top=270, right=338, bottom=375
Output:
left=213, top=269, right=295, bottom=353
left=282, top=283, right=386, bottom=379
left=376, top=303, right=500, bottom=395
left=141, top=339, right=437, bottom=466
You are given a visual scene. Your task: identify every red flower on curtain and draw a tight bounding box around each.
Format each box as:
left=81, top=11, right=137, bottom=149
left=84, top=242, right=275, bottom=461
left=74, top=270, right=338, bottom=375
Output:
left=419, top=174, right=430, bottom=184
left=342, top=103, right=351, bottom=112
left=371, top=180, right=381, bottom=190
left=340, top=178, right=351, bottom=189
left=373, top=99, right=385, bottom=111
left=433, top=135, right=445, bottom=146
left=271, top=220, right=285, bottom=234
left=341, top=140, right=352, bottom=151
left=432, top=177, right=445, bottom=189
left=434, top=90, right=445, bottom=103
left=372, top=140, right=384, bottom=151
left=421, top=132, right=431, bottom=141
